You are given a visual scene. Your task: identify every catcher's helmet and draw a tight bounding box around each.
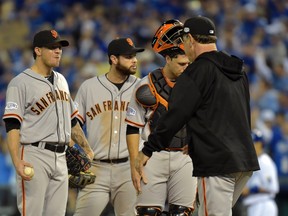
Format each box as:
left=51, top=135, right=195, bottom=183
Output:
left=251, top=129, right=264, bottom=143
left=151, top=19, right=184, bottom=56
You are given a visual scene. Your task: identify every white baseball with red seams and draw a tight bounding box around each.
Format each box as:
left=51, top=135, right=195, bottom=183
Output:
left=24, top=166, right=34, bottom=178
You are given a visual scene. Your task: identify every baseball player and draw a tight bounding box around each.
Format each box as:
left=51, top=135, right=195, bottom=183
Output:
left=242, top=129, right=279, bottom=216
left=125, top=19, right=197, bottom=215
left=2, top=30, right=94, bottom=216
left=73, top=37, right=144, bottom=216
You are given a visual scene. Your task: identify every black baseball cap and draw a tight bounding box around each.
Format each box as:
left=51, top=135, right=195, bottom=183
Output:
left=33, top=30, right=69, bottom=48
left=108, top=37, right=144, bottom=56
left=182, top=16, right=216, bottom=36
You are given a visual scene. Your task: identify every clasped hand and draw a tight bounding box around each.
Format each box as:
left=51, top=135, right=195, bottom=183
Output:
left=132, top=151, right=150, bottom=195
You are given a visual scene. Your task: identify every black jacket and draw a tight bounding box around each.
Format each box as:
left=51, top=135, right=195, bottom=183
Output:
left=142, top=51, right=260, bottom=177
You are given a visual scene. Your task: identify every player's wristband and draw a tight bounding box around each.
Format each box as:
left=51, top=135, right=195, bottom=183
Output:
left=249, top=186, right=259, bottom=194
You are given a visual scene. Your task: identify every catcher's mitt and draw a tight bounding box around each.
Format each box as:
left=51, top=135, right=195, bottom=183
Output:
left=69, top=171, right=96, bottom=189
left=66, top=145, right=91, bottom=176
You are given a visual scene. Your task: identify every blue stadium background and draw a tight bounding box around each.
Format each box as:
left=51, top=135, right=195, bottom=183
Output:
left=0, top=0, right=288, bottom=215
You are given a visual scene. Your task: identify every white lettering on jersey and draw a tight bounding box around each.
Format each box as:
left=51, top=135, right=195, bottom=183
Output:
left=127, top=106, right=136, bottom=116
left=5, top=102, right=18, bottom=110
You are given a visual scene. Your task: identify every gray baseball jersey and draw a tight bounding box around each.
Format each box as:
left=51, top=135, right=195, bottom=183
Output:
left=126, top=73, right=197, bottom=211
left=3, top=68, right=77, bottom=216
left=125, top=76, right=153, bottom=140
left=73, top=73, right=139, bottom=216
left=3, top=69, right=77, bottom=143
left=75, top=74, right=139, bottom=159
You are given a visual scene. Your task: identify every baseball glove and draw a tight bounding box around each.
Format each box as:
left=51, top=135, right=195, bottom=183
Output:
left=66, top=145, right=91, bottom=176
left=69, top=171, right=96, bottom=189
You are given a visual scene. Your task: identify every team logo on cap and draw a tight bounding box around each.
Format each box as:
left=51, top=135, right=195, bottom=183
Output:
left=209, top=30, right=214, bottom=34
left=183, top=27, right=190, bottom=33
left=51, top=30, right=58, bottom=38
left=126, top=38, right=134, bottom=46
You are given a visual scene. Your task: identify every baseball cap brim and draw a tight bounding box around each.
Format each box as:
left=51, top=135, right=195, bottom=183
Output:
left=57, top=40, right=69, bottom=47
left=121, top=47, right=145, bottom=55
left=42, top=40, right=69, bottom=48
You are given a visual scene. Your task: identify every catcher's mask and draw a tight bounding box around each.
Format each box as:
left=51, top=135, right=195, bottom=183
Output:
left=151, top=19, right=184, bottom=55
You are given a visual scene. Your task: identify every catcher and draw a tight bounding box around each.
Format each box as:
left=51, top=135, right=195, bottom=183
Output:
left=126, top=19, right=197, bottom=215
left=66, top=143, right=96, bottom=188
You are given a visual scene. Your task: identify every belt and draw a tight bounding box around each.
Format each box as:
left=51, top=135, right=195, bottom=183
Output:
left=164, top=147, right=184, bottom=152
left=31, top=142, right=66, bottom=153
left=93, top=157, right=128, bottom=164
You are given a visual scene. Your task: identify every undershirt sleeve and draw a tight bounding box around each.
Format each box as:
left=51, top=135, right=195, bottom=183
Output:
left=71, top=117, right=78, bottom=127
left=126, top=124, right=140, bottom=135
left=4, top=118, right=21, bottom=132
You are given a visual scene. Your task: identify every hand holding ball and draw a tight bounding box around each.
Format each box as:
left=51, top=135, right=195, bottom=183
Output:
left=24, top=166, right=34, bottom=178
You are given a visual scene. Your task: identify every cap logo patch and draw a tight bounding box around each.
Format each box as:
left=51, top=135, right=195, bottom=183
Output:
left=126, top=38, right=134, bottom=46
left=5, top=102, right=18, bottom=110
left=51, top=30, right=58, bottom=38
left=209, top=30, right=214, bottom=34
left=183, top=27, right=190, bottom=33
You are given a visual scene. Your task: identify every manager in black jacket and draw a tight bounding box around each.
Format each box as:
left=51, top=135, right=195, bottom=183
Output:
left=134, top=16, right=260, bottom=216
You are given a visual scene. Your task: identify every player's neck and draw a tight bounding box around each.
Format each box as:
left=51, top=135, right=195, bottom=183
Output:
left=106, top=71, right=128, bottom=84
left=31, top=62, right=53, bottom=77
left=162, top=66, right=176, bottom=82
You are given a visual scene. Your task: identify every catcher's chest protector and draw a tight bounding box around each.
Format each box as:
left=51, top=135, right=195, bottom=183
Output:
left=148, top=69, right=187, bottom=148
left=148, top=69, right=171, bottom=130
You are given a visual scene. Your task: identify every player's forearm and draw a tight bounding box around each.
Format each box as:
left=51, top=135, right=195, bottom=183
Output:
left=71, top=122, right=94, bottom=160
left=127, top=134, right=140, bottom=166
left=7, top=129, right=21, bottom=167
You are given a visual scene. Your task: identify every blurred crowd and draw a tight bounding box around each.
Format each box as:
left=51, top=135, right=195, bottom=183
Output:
left=0, top=0, right=288, bottom=215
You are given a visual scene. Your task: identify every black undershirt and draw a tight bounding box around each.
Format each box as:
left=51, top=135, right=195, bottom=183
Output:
left=113, top=82, right=124, bottom=90
left=4, top=117, right=78, bottom=133
left=126, top=124, right=139, bottom=135
left=45, top=73, right=54, bottom=84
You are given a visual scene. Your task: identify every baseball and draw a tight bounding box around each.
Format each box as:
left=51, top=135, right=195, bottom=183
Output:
left=24, top=166, right=34, bottom=178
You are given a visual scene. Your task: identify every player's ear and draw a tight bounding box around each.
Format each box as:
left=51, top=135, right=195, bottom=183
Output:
left=34, top=47, right=42, bottom=57
left=165, top=55, right=172, bottom=63
left=110, top=55, right=118, bottom=64
left=189, top=34, right=195, bottom=45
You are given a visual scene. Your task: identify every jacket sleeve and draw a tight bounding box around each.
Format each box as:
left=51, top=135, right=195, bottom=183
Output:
left=142, top=69, right=203, bottom=157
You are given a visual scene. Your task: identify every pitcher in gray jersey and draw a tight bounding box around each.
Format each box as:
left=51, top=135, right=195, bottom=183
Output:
left=73, top=37, right=144, bottom=216
left=2, top=30, right=93, bottom=216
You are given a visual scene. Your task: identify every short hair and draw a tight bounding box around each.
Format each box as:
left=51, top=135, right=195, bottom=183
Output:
left=159, top=47, right=185, bottom=59
left=191, top=34, right=217, bottom=44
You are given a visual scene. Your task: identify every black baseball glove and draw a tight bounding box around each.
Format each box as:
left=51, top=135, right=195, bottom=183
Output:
left=68, top=171, right=96, bottom=189
left=66, top=145, right=91, bottom=176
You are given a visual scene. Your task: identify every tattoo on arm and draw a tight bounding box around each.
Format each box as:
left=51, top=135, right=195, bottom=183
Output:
left=71, top=122, right=91, bottom=154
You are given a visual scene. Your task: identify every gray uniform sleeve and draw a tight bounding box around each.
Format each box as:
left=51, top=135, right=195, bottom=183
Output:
left=74, top=83, right=87, bottom=125
left=125, top=79, right=149, bottom=128
left=3, top=79, right=25, bottom=123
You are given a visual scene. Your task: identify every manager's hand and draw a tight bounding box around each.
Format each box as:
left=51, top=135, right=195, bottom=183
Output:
left=134, top=151, right=150, bottom=194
